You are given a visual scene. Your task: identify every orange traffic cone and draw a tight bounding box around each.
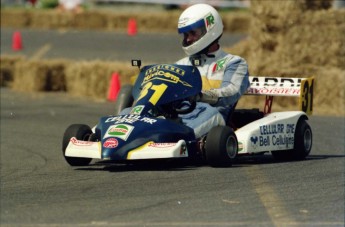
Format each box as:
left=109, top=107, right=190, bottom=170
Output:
left=108, top=73, right=121, bottom=101
left=12, top=31, right=23, bottom=51
left=127, top=18, right=137, bottom=36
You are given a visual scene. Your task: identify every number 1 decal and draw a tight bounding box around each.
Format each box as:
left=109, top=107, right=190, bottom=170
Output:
left=136, top=82, right=168, bottom=105
left=299, top=77, right=314, bottom=115
left=150, top=84, right=168, bottom=105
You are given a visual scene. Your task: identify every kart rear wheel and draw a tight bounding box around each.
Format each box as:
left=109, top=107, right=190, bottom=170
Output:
left=272, top=118, right=312, bottom=161
left=62, top=124, right=93, bottom=166
left=205, top=126, right=238, bottom=167
left=292, top=118, right=312, bottom=159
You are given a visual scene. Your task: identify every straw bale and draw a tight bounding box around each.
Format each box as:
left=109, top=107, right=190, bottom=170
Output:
left=227, top=0, right=344, bottom=116
left=140, top=12, right=179, bottom=32
left=64, top=61, right=136, bottom=100
left=0, top=55, right=25, bottom=87
left=105, top=13, right=132, bottom=31
left=222, top=13, right=251, bottom=33
left=12, top=59, right=67, bottom=92
left=73, top=11, right=107, bottom=29
left=28, top=11, right=73, bottom=29
left=0, top=10, right=30, bottom=27
left=0, top=9, right=250, bottom=33
left=235, top=0, right=345, bottom=72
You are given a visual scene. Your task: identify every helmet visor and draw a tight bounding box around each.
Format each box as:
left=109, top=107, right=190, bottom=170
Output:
left=178, top=18, right=207, bottom=47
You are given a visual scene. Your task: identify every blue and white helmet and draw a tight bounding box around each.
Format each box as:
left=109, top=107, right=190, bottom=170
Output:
left=178, top=4, right=224, bottom=56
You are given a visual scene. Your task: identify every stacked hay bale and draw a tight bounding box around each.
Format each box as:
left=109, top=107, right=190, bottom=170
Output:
left=64, top=61, right=136, bottom=100
left=12, top=59, right=67, bottom=92
left=227, top=0, right=345, bottom=116
left=0, top=9, right=249, bottom=33
left=0, top=57, right=137, bottom=100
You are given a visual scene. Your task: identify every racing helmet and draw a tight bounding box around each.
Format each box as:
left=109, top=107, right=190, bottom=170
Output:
left=178, top=4, right=224, bottom=56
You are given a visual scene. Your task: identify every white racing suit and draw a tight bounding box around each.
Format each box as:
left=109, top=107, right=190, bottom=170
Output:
left=176, top=48, right=250, bottom=138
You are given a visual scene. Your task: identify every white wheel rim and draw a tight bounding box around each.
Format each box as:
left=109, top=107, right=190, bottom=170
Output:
left=304, top=128, right=312, bottom=152
left=226, top=135, right=237, bottom=159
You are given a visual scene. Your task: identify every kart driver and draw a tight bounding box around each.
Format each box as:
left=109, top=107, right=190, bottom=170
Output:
left=176, top=3, right=250, bottom=138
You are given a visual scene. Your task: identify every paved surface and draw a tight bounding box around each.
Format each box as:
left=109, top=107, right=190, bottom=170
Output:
left=0, top=26, right=344, bottom=227
left=1, top=28, right=246, bottom=63
left=1, top=88, right=344, bottom=226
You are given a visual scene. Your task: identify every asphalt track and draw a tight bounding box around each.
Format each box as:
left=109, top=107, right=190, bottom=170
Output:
left=1, top=28, right=345, bottom=226
left=1, top=28, right=245, bottom=63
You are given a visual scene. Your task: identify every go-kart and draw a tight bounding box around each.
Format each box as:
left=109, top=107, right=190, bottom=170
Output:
left=62, top=60, right=314, bottom=167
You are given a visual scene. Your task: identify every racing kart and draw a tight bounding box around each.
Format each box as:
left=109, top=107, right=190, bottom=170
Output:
left=62, top=60, right=314, bottom=167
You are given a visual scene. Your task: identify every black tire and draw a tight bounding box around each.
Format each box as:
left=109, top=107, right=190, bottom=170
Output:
left=291, top=118, right=312, bottom=159
left=62, top=124, right=93, bottom=166
left=114, top=84, right=134, bottom=115
left=272, top=118, right=312, bottom=161
left=205, top=126, right=238, bottom=167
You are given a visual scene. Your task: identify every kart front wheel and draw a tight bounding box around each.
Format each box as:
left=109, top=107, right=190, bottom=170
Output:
left=62, top=124, right=93, bottom=166
left=205, top=126, right=238, bottom=167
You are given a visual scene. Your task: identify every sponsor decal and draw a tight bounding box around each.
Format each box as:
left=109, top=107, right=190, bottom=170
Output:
left=247, top=77, right=303, bottom=96
left=212, top=58, right=227, bottom=73
left=143, top=71, right=192, bottom=87
left=105, top=115, right=157, bottom=125
left=205, top=13, right=215, bottom=30
left=247, top=87, right=300, bottom=96
left=103, top=138, right=118, bottom=148
left=238, top=142, right=244, bottom=152
left=130, top=105, right=144, bottom=115
left=250, top=77, right=302, bottom=87
left=104, top=124, right=134, bottom=141
left=178, top=17, right=189, bottom=27
left=148, top=142, right=176, bottom=148
left=145, top=64, right=185, bottom=77
left=250, top=136, right=259, bottom=149
left=143, top=64, right=191, bottom=87
left=70, top=137, right=93, bottom=146
left=252, top=123, right=296, bottom=149
left=259, top=124, right=295, bottom=135
left=258, top=135, right=294, bottom=148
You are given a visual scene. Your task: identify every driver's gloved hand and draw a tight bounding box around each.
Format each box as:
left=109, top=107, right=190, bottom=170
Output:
left=199, top=90, right=219, bottom=105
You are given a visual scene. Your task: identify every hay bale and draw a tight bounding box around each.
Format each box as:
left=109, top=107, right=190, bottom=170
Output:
left=0, top=10, right=30, bottom=27
left=222, top=12, right=251, bottom=33
left=276, top=10, right=345, bottom=69
left=12, top=59, right=67, bottom=92
left=139, top=12, right=180, bottom=32
left=64, top=61, right=136, bottom=100
left=241, top=0, right=345, bottom=74
left=0, top=55, right=25, bottom=87
left=29, top=10, right=75, bottom=29
left=73, top=11, right=107, bottom=29
left=228, top=0, right=344, bottom=116
left=105, top=13, right=132, bottom=31
left=0, top=9, right=250, bottom=33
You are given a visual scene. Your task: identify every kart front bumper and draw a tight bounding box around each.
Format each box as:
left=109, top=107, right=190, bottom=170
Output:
left=65, top=138, right=189, bottom=160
